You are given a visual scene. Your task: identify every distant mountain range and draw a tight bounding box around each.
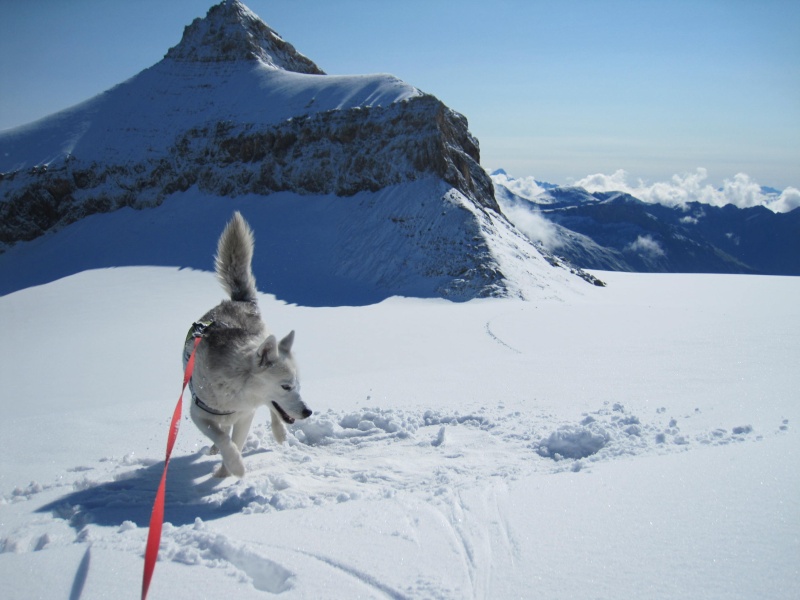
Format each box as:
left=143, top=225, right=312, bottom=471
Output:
left=0, top=0, right=600, bottom=303
left=492, top=171, right=800, bottom=276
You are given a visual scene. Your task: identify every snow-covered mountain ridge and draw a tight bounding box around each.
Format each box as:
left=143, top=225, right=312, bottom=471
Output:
left=0, top=0, right=601, bottom=302
left=0, top=0, right=496, bottom=246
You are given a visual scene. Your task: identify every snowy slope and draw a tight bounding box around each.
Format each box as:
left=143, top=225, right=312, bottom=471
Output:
left=0, top=61, right=418, bottom=171
left=1, top=267, right=798, bottom=599
left=0, top=184, right=591, bottom=304
left=0, top=0, right=418, bottom=171
left=493, top=177, right=628, bottom=270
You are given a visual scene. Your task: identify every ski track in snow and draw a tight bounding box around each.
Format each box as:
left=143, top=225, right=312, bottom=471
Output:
left=484, top=317, right=522, bottom=355
left=1, top=398, right=783, bottom=596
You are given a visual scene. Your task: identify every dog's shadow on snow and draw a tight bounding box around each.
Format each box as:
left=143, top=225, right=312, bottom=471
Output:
left=36, top=449, right=271, bottom=531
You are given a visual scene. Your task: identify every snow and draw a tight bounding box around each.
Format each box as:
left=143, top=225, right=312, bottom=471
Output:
left=0, top=59, right=420, bottom=171
left=2, top=265, right=798, bottom=599
left=0, top=183, right=588, bottom=303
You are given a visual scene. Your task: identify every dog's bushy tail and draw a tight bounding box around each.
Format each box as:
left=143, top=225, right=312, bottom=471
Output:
left=215, top=211, right=258, bottom=303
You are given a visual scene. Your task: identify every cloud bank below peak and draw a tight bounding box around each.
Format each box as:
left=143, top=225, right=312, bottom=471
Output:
left=574, top=169, right=800, bottom=213
left=493, top=168, right=800, bottom=214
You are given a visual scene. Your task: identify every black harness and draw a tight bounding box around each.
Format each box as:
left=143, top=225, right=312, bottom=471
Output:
left=193, top=394, right=236, bottom=416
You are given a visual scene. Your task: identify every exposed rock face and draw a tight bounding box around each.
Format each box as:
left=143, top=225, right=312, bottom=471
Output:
left=0, top=0, right=496, bottom=248
left=197, top=95, right=495, bottom=203
left=0, top=94, right=497, bottom=246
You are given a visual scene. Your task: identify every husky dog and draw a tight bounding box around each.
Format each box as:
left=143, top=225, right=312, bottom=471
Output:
left=183, top=212, right=312, bottom=478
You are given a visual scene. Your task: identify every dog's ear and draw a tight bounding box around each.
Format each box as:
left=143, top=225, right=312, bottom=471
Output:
left=257, top=335, right=279, bottom=367
left=279, top=330, right=295, bottom=356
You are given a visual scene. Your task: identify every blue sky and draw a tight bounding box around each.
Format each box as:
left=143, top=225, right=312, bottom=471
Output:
left=0, top=0, right=798, bottom=189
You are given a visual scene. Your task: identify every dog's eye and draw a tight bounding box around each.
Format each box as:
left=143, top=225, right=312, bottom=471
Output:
left=281, top=384, right=292, bottom=392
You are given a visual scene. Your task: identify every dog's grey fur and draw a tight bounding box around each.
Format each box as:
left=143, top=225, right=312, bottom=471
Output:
left=183, top=211, right=312, bottom=478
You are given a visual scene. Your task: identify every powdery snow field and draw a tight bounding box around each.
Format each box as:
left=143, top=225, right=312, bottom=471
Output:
left=1, top=268, right=798, bottom=599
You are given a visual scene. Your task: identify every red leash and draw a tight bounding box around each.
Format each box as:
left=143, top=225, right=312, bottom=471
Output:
left=141, top=336, right=201, bottom=600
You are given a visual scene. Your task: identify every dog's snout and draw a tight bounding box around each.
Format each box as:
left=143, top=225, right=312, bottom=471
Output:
left=301, top=408, right=313, bottom=419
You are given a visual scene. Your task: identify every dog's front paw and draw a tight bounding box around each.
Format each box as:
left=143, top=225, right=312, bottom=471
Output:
left=209, top=444, right=220, bottom=455
left=213, top=464, right=231, bottom=478
left=271, top=414, right=287, bottom=445
left=223, top=454, right=246, bottom=478
left=214, top=439, right=246, bottom=478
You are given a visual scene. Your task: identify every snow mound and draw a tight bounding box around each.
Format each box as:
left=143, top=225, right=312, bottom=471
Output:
left=290, top=408, right=495, bottom=447
left=292, top=408, right=418, bottom=446
left=534, top=402, right=763, bottom=467
left=537, top=424, right=610, bottom=459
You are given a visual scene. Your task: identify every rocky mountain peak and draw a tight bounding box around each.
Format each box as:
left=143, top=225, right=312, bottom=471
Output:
left=164, top=0, right=324, bottom=73
left=0, top=0, right=604, bottom=300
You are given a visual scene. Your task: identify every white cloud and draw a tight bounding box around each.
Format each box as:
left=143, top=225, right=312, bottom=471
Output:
left=625, top=235, right=666, bottom=258
left=499, top=201, right=564, bottom=250
left=573, top=168, right=797, bottom=213
left=491, top=171, right=564, bottom=250
left=770, top=187, right=800, bottom=213
left=491, top=170, right=548, bottom=201
left=720, top=173, right=766, bottom=209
